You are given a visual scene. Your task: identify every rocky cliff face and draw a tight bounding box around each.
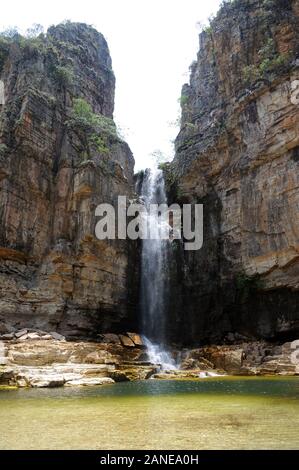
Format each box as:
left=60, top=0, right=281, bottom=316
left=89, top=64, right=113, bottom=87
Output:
left=0, top=23, right=138, bottom=338
left=169, top=0, right=299, bottom=344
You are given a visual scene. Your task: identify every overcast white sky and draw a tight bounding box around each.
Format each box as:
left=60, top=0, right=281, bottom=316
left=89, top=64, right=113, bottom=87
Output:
left=0, top=0, right=221, bottom=169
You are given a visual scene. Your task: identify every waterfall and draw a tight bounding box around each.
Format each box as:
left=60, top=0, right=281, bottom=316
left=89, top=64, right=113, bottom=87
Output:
left=139, top=168, right=177, bottom=370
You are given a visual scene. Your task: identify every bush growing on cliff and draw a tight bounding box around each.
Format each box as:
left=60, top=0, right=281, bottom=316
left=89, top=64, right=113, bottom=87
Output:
left=0, top=26, right=46, bottom=57
left=53, top=65, right=74, bottom=87
left=243, top=65, right=260, bottom=83
left=242, top=38, right=291, bottom=85
left=66, top=98, right=119, bottom=156
left=180, top=94, right=189, bottom=107
left=70, top=98, right=117, bottom=137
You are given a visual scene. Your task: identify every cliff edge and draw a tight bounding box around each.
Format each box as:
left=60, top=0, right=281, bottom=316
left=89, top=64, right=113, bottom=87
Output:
left=169, top=0, right=299, bottom=344
left=0, top=23, right=138, bottom=338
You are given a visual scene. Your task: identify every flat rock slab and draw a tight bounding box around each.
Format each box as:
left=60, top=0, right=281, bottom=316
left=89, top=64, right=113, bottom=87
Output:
left=119, top=335, right=135, bottom=348
left=15, top=329, right=28, bottom=338
left=49, top=332, right=65, bottom=341
left=65, top=377, right=115, bottom=387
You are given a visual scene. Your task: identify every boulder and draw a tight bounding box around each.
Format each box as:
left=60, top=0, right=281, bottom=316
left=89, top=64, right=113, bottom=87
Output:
left=119, top=335, right=135, bottom=348
left=126, top=333, right=144, bottom=347
left=223, top=349, right=244, bottom=372
left=202, top=347, right=244, bottom=373
left=180, top=350, right=215, bottom=370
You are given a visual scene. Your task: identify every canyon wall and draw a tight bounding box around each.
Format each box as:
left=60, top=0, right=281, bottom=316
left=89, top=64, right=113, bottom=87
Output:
left=0, top=23, right=138, bottom=338
left=168, top=0, right=299, bottom=344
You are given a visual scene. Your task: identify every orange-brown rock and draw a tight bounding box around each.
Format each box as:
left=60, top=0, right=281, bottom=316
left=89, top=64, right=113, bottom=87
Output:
left=167, top=0, right=299, bottom=344
left=0, top=23, right=139, bottom=338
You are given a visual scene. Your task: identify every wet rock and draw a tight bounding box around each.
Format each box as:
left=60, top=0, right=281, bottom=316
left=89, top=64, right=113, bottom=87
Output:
left=126, top=333, right=144, bottom=347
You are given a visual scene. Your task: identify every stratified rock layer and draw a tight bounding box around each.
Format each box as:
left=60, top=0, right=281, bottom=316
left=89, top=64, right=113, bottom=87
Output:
left=169, top=0, right=299, bottom=344
left=0, top=23, right=138, bottom=337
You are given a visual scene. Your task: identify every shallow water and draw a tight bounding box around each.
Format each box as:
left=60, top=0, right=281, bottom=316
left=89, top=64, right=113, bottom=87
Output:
left=0, top=377, right=299, bottom=449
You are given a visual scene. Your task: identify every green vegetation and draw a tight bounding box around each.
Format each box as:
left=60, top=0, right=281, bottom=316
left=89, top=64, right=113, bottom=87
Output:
left=243, top=38, right=291, bottom=84
left=179, top=94, right=189, bottom=107
left=66, top=98, right=118, bottom=157
left=53, top=65, right=74, bottom=87
left=0, top=25, right=45, bottom=53
left=203, top=25, right=212, bottom=35
left=242, top=65, right=260, bottom=83
left=158, top=162, right=168, bottom=171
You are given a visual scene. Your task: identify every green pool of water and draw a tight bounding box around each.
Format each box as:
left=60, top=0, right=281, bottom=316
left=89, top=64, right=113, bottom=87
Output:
left=0, top=377, right=298, bottom=449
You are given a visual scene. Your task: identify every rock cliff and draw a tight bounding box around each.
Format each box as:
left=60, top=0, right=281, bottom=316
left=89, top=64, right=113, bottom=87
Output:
left=168, top=0, right=299, bottom=344
left=0, top=23, right=138, bottom=338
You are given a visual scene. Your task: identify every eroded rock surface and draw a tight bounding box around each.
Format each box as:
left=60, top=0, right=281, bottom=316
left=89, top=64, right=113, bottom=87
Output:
left=0, top=332, right=151, bottom=387
left=0, top=23, right=139, bottom=337
left=167, top=0, right=299, bottom=344
left=181, top=340, right=299, bottom=376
